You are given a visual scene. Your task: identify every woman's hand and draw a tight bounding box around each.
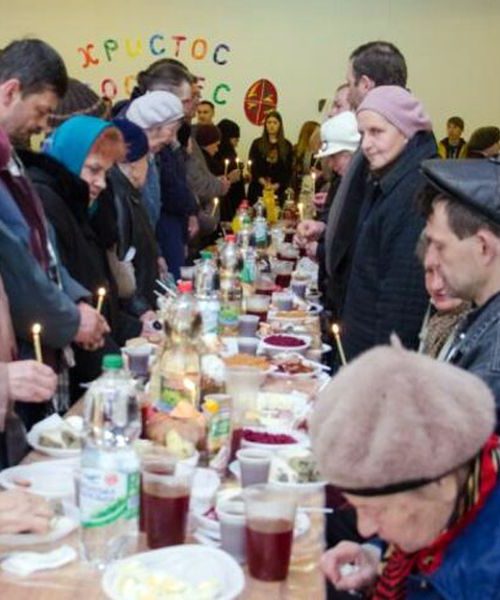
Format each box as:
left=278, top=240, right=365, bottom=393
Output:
left=320, top=541, right=380, bottom=592
left=7, top=361, right=57, bottom=403
left=0, top=490, right=54, bottom=534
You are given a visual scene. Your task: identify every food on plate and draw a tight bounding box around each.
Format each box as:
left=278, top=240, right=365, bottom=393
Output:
left=271, top=450, right=321, bottom=484
left=165, top=429, right=195, bottom=459
left=146, top=401, right=205, bottom=448
left=224, top=354, right=270, bottom=370
left=274, top=310, right=308, bottom=319
left=38, top=423, right=82, bottom=450
left=113, top=561, right=220, bottom=600
left=12, top=477, right=32, bottom=488
left=263, top=334, right=306, bottom=348
left=271, top=354, right=315, bottom=375
left=242, top=429, right=297, bottom=445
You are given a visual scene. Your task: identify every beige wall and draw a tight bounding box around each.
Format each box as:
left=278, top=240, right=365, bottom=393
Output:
left=1, top=0, right=499, bottom=155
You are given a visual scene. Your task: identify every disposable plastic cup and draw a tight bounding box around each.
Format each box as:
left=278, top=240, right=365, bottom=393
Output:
left=142, top=459, right=194, bottom=548
left=244, top=484, right=297, bottom=581
left=236, top=448, right=272, bottom=488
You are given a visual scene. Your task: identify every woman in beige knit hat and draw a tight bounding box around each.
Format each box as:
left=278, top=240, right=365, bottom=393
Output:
left=311, top=342, right=500, bottom=599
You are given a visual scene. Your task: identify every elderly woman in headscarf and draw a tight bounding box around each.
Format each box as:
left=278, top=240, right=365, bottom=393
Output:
left=311, top=342, right=500, bottom=599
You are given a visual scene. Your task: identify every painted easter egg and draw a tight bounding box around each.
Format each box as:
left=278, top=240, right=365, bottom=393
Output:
left=244, top=78, right=278, bottom=126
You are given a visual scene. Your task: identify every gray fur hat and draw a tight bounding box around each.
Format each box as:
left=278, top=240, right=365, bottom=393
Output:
left=310, top=341, right=495, bottom=495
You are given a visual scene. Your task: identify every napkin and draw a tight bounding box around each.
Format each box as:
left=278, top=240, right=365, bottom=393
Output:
left=1, top=545, right=77, bottom=577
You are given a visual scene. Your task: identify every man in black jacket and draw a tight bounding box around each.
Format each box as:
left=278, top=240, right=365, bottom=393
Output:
left=421, top=158, right=500, bottom=429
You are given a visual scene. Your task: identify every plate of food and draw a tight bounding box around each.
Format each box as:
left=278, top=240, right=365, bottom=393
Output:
left=268, top=352, right=323, bottom=379
left=269, top=447, right=327, bottom=493
left=27, top=414, right=83, bottom=458
left=0, top=501, right=79, bottom=546
left=102, top=545, right=244, bottom=600
left=0, top=458, right=78, bottom=500
left=240, top=426, right=309, bottom=451
left=255, top=391, right=310, bottom=429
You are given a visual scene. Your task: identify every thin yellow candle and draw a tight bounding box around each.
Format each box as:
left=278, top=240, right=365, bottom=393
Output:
left=183, top=378, right=197, bottom=407
left=332, top=323, right=347, bottom=366
left=224, top=158, right=229, bottom=177
left=32, top=323, right=43, bottom=363
left=96, top=287, right=106, bottom=313
left=247, top=159, right=252, bottom=171
left=297, top=201, right=304, bottom=221
left=211, top=196, right=219, bottom=217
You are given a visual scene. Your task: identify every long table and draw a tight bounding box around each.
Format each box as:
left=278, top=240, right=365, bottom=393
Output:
left=0, top=431, right=326, bottom=598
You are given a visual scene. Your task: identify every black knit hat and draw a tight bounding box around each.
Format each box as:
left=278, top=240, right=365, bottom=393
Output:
left=112, top=118, right=149, bottom=162
left=48, top=78, right=108, bottom=129
left=218, top=118, right=240, bottom=140
left=195, top=124, right=221, bottom=148
left=468, top=127, right=500, bottom=153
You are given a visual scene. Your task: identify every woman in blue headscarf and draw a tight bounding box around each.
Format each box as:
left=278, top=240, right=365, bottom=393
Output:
left=20, top=115, right=142, bottom=401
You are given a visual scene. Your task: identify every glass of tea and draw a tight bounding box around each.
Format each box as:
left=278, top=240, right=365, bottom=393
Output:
left=243, top=484, right=298, bottom=581
left=273, top=261, right=294, bottom=289
left=142, top=458, right=194, bottom=548
left=123, top=345, right=151, bottom=380
left=245, top=295, right=271, bottom=323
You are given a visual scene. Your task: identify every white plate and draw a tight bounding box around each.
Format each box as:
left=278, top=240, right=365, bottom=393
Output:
left=0, top=458, right=78, bottom=500
left=102, top=545, right=245, bottom=600
left=228, top=461, right=327, bottom=494
left=0, top=502, right=79, bottom=546
left=27, top=414, right=82, bottom=459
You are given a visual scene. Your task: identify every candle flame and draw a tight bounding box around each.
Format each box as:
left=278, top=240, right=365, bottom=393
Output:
left=97, top=287, right=106, bottom=297
left=214, top=197, right=219, bottom=206
left=32, top=323, right=42, bottom=335
left=332, top=323, right=340, bottom=336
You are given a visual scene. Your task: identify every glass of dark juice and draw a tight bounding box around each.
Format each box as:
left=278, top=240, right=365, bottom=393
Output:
left=142, top=459, right=194, bottom=548
left=243, top=484, right=297, bottom=581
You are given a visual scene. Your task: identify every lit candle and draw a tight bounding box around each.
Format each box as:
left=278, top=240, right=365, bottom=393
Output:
left=96, top=287, right=106, bottom=313
left=183, top=378, right=197, bottom=407
left=247, top=159, right=252, bottom=171
left=224, top=158, right=229, bottom=177
left=31, top=323, right=43, bottom=363
left=297, top=202, right=304, bottom=220
left=211, top=196, right=219, bottom=217
left=332, top=323, right=347, bottom=366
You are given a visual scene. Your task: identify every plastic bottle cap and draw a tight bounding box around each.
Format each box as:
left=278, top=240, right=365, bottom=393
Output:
left=177, top=280, right=193, bottom=293
left=204, top=399, right=220, bottom=414
left=102, top=354, right=123, bottom=370
left=225, top=234, right=236, bottom=242
left=200, top=250, right=213, bottom=259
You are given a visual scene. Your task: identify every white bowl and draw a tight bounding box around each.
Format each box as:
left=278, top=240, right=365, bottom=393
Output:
left=102, top=545, right=244, bottom=600
left=260, top=334, right=311, bottom=358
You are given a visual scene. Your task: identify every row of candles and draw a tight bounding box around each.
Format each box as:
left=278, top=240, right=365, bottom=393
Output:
left=31, top=287, right=107, bottom=364
left=223, top=158, right=252, bottom=177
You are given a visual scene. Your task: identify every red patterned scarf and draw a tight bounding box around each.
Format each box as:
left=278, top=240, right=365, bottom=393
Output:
left=372, top=435, right=500, bottom=600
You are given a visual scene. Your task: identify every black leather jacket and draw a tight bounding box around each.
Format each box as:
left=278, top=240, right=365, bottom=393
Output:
left=445, top=291, right=500, bottom=430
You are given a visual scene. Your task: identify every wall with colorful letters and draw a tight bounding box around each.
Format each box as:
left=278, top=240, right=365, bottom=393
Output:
left=2, top=0, right=499, bottom=154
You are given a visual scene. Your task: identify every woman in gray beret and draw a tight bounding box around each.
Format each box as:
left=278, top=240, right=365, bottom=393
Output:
left=311, top=342, right=500, bottom=599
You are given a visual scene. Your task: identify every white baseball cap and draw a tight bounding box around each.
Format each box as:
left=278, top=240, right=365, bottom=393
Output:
left=126, top=91, right=184, bottom=129
left=316, top=111, right=360, bottom=158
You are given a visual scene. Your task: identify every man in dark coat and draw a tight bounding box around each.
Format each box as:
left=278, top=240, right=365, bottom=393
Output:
left=421, top=158, right=500, bottom=430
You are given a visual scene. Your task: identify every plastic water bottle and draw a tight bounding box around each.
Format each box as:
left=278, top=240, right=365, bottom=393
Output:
left=219, top=234, right=243, bottom=335
left=80, top=354, right=141, bottom=569
left=195, top=251, right=221, bottom=336
left=159, top=280, right=202, bottom=410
